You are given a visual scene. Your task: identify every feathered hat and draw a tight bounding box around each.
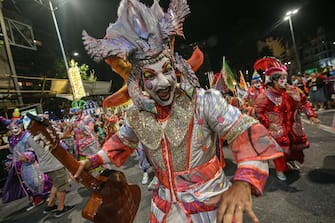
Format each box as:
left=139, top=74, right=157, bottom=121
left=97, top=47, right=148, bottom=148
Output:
left=82, top=0, right=200, bottom=113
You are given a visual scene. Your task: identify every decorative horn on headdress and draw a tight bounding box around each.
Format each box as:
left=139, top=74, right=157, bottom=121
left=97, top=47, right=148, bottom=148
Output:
left=103, top=57, right=132, bottom=108
left=82, top=0, right=191, bottom=112
left=187, top=45, right=204, bottom=72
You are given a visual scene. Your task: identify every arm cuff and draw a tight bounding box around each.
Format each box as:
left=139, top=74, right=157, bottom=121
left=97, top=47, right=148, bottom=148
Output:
left=87, top=153, right=104, bottom=170
left=233, top=166, right=268, bottom=196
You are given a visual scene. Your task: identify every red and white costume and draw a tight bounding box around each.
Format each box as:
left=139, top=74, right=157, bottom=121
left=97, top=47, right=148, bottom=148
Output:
left=255, top=67, right=317, bottom=173
left=81, top=1, right=283, bottom=222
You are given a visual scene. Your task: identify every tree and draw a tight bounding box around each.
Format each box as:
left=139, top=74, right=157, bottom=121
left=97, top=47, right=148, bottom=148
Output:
left=257, top=37, right=287, bottom=61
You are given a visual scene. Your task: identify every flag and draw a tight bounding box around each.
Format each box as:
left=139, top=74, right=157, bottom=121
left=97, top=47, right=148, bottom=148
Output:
left=235, top=84, right=248, bottom=103
left=221, top=57, right=236, bottom=92
left=213, top=72, right=228, bottom=93
left=239, top=70, right=248, bottom=91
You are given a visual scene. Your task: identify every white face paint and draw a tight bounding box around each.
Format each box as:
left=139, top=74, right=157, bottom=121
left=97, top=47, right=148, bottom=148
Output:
left=70, top=108, right=82, bottom=121
left=253, top=81, right=262, bottom=89
left=278, top=78, right=287, bottom=88
left=10, top=124, right=22, bottom=136
left=142, top=57, right=177, bottom=106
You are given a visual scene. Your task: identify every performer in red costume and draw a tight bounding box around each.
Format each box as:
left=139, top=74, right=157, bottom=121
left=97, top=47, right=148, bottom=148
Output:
left=244, top=72, right=264, bottom=117
left=254, top=59, right=320, bottom=181
left=75, top=1, right=283, bottom=222
left=103, top=108, right=120, bottom=141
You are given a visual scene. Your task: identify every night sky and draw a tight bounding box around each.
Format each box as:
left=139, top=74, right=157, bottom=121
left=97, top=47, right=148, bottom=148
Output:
left=3, top=0, right=335, bottom=88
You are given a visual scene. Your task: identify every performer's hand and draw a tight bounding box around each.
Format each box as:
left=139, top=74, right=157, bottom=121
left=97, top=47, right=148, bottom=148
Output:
left=74, top=159, right=91, bottom=180
left=309, top=117, right=320, bottom=125
left=210, top=181, right=259, bottom=223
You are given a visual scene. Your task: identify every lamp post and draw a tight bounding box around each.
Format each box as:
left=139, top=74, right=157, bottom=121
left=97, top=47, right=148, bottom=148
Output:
left=48, top=0, right=69, bottom=71
left=34, top=0, right=69, bottom=70
left=284, top=9, right=301, bottom=73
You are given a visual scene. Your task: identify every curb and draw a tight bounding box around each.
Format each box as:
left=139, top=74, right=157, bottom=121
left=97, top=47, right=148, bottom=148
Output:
left=302, top=109, right=335, bottom=134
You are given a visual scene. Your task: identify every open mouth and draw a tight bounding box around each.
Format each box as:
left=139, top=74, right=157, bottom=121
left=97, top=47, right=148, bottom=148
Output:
left=157, top=87, right=171, bottom=101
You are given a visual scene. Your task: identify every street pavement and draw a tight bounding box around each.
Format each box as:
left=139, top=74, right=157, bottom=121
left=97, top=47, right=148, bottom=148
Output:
left=1, top=109, right=334, bottom=223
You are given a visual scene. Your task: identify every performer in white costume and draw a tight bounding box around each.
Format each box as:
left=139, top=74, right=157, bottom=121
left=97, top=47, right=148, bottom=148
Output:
left=75, top=0, right=283, bottom=222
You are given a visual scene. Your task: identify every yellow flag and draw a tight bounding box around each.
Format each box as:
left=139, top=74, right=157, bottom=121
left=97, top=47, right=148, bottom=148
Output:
left=239, top=70, right=248, bottom=91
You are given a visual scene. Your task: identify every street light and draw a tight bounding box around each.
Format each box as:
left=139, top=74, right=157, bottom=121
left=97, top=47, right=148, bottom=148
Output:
left=48, top=0, right=69, bottom=71
left=73, top=52, right=79, bottom=57
left=284, top=9, right=301, bottom=73
left=34, top=0, right=69, bottom=70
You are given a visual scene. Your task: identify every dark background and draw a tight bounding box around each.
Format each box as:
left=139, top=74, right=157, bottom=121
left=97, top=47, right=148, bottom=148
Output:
left=3, top=0, right=335, bottom=89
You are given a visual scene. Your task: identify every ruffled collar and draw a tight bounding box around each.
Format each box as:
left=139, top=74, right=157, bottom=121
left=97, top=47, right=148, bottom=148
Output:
left=9, top=131, right=27, bottom=147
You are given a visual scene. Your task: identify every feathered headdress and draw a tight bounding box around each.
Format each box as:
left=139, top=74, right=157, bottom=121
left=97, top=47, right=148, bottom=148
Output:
left=82, top=0, right=200, bottom=113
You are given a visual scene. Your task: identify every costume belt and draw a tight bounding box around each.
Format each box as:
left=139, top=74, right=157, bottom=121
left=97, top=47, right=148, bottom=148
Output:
left=155, top=156, right=221, bottom=191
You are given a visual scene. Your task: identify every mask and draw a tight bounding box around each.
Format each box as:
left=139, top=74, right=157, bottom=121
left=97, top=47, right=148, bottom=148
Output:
left=142, top=57, right=177, bottom=106
left=278, top=78, right=287, bottom=88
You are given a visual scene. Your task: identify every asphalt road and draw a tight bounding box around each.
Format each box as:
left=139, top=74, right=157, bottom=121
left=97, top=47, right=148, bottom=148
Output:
left=1, top=110, right=335, bottom=223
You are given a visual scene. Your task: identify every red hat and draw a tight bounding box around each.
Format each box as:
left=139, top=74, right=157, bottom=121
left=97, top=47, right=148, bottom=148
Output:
left=264, top=66, right=287, bottom=83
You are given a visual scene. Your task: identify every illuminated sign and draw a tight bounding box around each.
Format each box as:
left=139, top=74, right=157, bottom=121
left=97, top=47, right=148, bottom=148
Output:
left=68, top=61, right=86, bottom=100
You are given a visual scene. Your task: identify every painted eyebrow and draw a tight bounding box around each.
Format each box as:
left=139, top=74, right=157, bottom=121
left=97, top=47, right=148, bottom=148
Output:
left=142, top=60, right=171, bottom=74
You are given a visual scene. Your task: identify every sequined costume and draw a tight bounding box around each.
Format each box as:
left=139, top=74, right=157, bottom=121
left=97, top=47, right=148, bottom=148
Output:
left=255, top=84, right=317, bottom=170
left=87, top=88, right=283, bottom=222
left=1, top=114, right=51, bottom=205
left=253, top=60, right=319, bottom=180
left=81, top=0, right=283, bottom=222
left=70, top=112, right=101, bottom=158
left=71, top=113, right=104, bottom=173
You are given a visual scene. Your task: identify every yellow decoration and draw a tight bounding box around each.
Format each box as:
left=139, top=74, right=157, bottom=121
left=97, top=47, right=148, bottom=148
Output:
left=68, top=60, right=86, bottom=100
left=12, top=108, right=20, bottom=118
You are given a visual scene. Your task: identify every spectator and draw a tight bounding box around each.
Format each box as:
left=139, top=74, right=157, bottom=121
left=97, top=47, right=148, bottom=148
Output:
left=28, top=129, right=75, bottom=218
left=307, top=72, right=327, bottom=111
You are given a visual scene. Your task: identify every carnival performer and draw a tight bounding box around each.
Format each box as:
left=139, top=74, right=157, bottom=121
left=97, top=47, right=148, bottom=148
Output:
left=254, top=58, right=320, bottom=181
left=103, top=108, right=119, bottom=141
left=0, top=109, right=52, bottom=211
left=68, top=100, right=103, bottom=173
left=245, top=72, right=264, bottom=116
left=75, top=0, right=283, bottom=222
